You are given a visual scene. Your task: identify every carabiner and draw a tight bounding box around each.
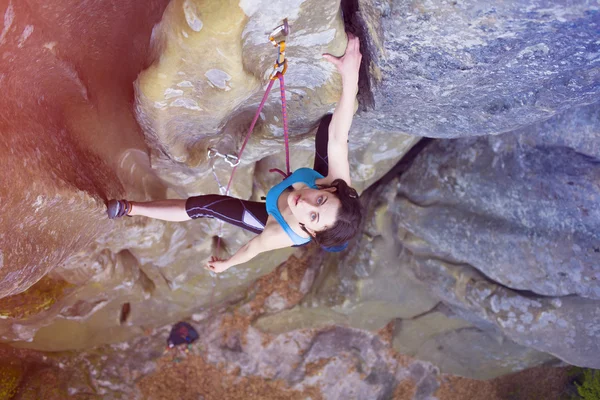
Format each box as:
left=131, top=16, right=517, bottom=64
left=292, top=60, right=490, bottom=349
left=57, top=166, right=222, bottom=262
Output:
left=268, top=19, right=289, bottom=80
left=269, top=59, right=288, bottom=80
left=224, top=154, right=240, bottom=167
left=268, top=18, right=289, bottom=43
left=207, top=147, right=240, bottom=167
left=207, top=148, right=218, bottom=159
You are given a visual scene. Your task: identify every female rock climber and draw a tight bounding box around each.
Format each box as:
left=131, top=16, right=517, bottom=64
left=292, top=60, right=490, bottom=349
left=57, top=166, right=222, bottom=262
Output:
left=107, top=33, right=363, bottom=273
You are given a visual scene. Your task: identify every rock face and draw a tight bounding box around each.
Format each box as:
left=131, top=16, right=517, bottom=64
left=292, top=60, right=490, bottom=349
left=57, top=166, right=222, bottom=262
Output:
left=391, top=101, right=600, bottom=369
left=1, top=0, right=599, bottom=392
left=0, top=0, right=416, bottom=351
left=353, top=0, right=600, bottom=138
left=289, top=102, right=599, bottom=376
left=257, top=101, right=600, bottom=377
left=0, top=253, right=444, bottom=400
left=396, top=102, right=600, bottom=299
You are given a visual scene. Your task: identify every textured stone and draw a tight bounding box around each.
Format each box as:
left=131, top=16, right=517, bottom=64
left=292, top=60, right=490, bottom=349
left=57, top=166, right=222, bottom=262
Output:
left=352, top=0, right=600, bottom=138
left=375, top=102, right=600, bottom=370
left=405, top=253, right=600, bottom=369
left=254, top=101, right=600, bottom=373
left=2, top=0, right=599, bottom=388
left=392, top=311, right=555, bottom=380
left=5, top=314, right=442, bottom=400
left=395, top=102, right=600, bottom=299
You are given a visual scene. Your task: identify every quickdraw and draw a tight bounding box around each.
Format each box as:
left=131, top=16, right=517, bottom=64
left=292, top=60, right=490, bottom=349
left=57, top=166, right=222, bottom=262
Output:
left=268, top=18, right=289, bottom=80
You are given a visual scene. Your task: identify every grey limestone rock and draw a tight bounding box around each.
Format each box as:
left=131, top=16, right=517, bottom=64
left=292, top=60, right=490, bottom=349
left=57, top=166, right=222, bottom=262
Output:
left=395, top=102, right=600, bottom=299
left=352, top=0, right=600, bottom=138
left=385, top=102, right=600, bottom=369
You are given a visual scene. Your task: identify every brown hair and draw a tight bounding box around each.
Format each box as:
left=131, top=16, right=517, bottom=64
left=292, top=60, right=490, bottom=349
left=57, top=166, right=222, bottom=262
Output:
left=300, top=179, right=362, bottom=248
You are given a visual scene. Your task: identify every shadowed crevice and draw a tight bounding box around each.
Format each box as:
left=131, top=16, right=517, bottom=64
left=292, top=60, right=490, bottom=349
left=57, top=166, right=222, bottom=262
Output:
left=341, top=0, right=375, bottom=110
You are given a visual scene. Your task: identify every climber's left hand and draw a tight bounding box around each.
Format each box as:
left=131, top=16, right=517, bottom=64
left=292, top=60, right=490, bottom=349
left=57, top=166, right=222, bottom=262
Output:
left=205, top=256, right=231, bottom=273
left=323, top=32, right=362, bottom=85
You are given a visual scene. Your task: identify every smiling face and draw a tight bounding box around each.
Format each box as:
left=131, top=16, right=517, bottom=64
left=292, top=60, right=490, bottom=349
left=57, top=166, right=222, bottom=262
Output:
left=287, top=186, right=341, bottom=234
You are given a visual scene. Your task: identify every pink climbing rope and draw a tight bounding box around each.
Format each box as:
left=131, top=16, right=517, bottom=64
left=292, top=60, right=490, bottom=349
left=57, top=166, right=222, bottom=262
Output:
left=268, top=73, right=291, bottom=179
left=214, top=71, right=291, bottom=256
left=224, top=76, right=277, bottom=194
left=221, top=72, right=291, bottom=195
left=278, top=72, right=291, bottom=177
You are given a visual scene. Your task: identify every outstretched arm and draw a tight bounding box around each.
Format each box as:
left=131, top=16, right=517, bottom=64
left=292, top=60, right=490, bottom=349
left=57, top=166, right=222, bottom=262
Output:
left=205, top=225, right=292, bottom=273
left=322, top=33, right=362, bottom=186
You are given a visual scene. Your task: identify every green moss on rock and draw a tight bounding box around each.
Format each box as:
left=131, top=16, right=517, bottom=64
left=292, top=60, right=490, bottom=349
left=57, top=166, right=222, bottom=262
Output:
left=0, top=277, right=72, bottom=320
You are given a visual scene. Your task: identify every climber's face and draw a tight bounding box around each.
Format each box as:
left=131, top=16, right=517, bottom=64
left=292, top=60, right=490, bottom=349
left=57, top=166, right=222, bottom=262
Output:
left=288, top=186, right=340, bottom=234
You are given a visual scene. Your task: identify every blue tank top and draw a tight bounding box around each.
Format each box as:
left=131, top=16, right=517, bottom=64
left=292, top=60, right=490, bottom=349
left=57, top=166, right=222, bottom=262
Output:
left=265, top=168, right=324, bottom=245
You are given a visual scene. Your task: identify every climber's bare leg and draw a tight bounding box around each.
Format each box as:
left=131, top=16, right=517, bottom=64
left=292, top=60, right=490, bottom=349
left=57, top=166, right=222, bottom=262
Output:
left=129, top=199, right=190, bottom=221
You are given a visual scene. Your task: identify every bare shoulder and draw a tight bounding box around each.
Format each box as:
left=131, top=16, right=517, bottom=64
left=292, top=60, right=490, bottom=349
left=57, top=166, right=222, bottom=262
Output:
left=260, top=216, right=295, bottom=248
